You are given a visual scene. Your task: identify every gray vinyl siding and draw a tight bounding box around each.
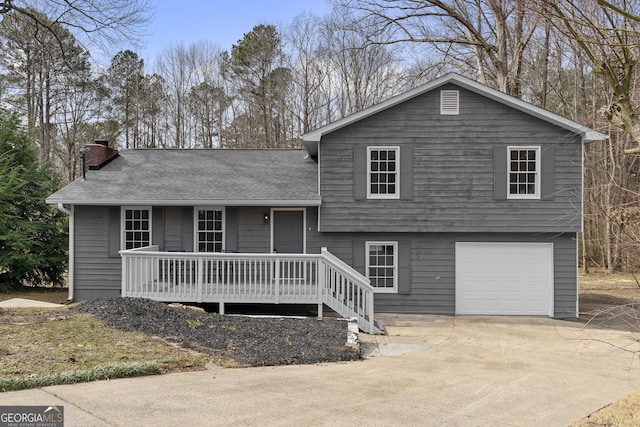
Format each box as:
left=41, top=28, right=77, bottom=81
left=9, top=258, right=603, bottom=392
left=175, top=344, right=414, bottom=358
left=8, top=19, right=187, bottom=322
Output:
left=73, top=205, right=286, bottom=299
left=319, top=84, right=582, bottom=233
left=74, top=205, right=122, bottom=300
left=163, top=207, right=184, bottom=251
left=235, top=206, right=322, bottom=254
left=72, top=205, right=577, bottom=317
left=237, top=207, right=272, bottom=253
left=313, top=232, right=578, bottom=318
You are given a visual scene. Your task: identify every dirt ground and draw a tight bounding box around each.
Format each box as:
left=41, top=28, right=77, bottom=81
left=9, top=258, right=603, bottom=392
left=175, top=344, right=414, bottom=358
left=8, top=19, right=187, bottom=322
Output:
left=0, top=286, right=69, bottom=304
left=578, top=272, right=640, bottom=332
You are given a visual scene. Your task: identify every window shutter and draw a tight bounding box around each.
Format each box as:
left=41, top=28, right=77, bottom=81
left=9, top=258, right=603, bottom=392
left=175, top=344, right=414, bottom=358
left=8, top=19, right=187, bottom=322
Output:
left=493, top=146, right=507, bottom=200
left=182, top=207, right=194, bottom=252
left=400, top=145, right=414, bottom=200
left=440, top=90, right=459, bottom=115
left=541, top=147, right=555, bottom=201
left=398, top=240, right=412, bottom=294
left=353, top=146, right=367, bottom=200
left=352, top=240, right=365, bottom=276
left=225, top=207, right=239, bottom=252
left=152, top=208, right=164, bottom=251
left=108, top=207, right=120, bottom=257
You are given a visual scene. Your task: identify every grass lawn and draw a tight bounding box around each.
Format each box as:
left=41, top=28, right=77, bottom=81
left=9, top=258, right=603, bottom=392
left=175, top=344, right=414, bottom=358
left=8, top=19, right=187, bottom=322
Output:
left=0, top=288, right=208, bottom=391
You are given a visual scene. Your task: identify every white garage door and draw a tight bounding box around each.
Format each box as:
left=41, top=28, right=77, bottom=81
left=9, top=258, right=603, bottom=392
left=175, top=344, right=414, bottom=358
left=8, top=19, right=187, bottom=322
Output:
left=455, top=242, right=554, bottom=316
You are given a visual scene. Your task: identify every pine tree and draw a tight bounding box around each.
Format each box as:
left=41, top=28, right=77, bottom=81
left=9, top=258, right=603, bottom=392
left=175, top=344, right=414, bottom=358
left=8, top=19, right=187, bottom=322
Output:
left=0, top=111, right=67, bottom=290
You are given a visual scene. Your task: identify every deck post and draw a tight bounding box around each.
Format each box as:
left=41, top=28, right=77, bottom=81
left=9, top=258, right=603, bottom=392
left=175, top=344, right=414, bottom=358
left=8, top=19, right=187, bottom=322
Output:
left=274, top=258, right=280, bottom=304
left=121, top=255, right=128, bottom=297
left=318, top=252, right=326, bottom=319
left=196, top=258, right=203, bottom=303
left=219, top=302, right=225, bottom=314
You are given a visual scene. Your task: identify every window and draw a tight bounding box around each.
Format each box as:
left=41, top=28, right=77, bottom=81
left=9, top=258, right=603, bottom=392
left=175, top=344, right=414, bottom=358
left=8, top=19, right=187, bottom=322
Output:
left=440, top=90, right=459, bottom=115
left=196, top=208, right=224, bottom=252
left=508, top=146, right=540, bottom=199
left=366, top=242, right=398, bottom=292
left=123, top=208, right=151, bottom=249
left=367, top=146, right=399, bottom=199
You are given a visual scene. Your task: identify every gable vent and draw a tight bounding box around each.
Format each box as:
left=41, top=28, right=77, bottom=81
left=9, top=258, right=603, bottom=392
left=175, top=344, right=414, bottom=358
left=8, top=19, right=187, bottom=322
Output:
left=440, top=90, right=459, bottom=115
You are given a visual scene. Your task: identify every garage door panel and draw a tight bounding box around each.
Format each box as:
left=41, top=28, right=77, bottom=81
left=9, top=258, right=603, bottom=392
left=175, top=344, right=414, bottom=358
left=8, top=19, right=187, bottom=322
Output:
left=455, top=243, right=553, bottom=316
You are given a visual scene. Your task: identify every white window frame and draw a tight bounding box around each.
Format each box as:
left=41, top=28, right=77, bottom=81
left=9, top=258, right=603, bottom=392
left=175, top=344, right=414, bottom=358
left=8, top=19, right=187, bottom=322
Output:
left=121, top=206, right=152, bottom=250
left=365, top=241, right=398, bottom=293
left=367, top=146, right=400, bottom=200
left=194, top=207, right=225, bottom=253
left=440, top=90, right=459, bottom=115
left=507, top=146, right=541, bottom=200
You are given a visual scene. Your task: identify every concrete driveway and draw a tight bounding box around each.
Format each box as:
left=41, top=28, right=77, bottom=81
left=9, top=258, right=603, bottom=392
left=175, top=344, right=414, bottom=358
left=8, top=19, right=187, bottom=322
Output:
left=2, top=315, right=640, bottom=426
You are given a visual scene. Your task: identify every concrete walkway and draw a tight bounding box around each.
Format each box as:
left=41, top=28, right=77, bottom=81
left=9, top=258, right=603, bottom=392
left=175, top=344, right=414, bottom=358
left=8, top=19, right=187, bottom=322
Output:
left=0, top=298, right=62, bottom=308
left=2, top=315, right=640, bottom=426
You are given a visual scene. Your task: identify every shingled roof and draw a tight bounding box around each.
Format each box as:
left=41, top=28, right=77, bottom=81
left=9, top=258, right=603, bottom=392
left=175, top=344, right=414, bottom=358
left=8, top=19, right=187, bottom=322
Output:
left=47, top=149, right=320, bottom=206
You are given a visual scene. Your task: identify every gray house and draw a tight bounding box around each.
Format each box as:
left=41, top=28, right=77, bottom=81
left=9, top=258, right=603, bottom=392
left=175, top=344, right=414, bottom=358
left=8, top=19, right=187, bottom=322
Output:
left=47, top=74, right=607, bottom=331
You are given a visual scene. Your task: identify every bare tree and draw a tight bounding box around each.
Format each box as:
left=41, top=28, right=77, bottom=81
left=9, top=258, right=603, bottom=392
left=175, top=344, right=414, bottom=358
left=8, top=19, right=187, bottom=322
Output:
left=0, top=9, right=90, bottom=162
left=544, top=0, right=640, bottom=153
left=333, top=0, right=539, bottom=97
left=321, top=10, right=405, bottom=119
left=285, top=12, right=332, bottom=135
left=154, top=43, right=197, bottom=148
left=186, top=42, right=229, bottom=148
left=0, top=0, right=153, bottom=59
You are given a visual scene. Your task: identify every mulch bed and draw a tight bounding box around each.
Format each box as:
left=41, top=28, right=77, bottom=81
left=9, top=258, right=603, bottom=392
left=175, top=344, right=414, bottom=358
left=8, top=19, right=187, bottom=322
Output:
left=71, top=297, right=360, bottom=367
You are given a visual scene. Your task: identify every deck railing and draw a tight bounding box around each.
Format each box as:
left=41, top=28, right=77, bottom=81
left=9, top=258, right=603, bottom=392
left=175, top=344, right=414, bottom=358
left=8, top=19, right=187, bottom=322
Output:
left=120, top=246, right=375, bottom=333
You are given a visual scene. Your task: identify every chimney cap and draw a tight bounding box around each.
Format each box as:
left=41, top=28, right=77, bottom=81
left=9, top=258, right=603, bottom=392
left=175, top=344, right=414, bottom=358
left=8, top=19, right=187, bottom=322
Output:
left=93, top=139, right=109, bottom=147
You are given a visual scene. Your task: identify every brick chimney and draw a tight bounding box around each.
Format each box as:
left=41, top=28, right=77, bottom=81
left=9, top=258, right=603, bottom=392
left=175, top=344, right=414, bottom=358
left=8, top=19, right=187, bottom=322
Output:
left=83, top=140, right=118, bottom=172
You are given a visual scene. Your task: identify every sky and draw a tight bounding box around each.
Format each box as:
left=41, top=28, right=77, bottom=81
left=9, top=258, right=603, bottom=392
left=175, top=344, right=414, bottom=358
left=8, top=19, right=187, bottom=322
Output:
left=136, top=0, right=332, bottom=65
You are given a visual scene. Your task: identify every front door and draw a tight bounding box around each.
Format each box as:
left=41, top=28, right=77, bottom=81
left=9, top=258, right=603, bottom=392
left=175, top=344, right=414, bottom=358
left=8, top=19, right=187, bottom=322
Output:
left=272, top=210, right=304, bottom=253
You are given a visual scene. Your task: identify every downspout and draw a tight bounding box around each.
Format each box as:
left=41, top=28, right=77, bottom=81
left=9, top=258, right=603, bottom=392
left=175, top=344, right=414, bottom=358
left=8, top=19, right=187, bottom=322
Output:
left=57, top=203, right=74, bottom=302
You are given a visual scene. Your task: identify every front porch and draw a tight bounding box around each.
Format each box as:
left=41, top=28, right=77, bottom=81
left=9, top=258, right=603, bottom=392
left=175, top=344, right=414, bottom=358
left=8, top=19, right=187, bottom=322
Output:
left=120, top=246, right=376, bottom=333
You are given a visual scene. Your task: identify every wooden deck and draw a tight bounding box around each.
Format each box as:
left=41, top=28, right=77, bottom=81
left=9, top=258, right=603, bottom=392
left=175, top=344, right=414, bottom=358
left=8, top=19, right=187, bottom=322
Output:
left=120, top=247, right=376, bottom=333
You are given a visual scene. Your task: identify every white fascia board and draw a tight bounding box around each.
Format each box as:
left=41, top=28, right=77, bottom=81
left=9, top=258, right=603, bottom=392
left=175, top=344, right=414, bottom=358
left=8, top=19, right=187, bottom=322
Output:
left=302, top=73, right=609, bottom=143
left=46, top=198, right=322, bottom=207
left=583, top=130, right=610, bottom=143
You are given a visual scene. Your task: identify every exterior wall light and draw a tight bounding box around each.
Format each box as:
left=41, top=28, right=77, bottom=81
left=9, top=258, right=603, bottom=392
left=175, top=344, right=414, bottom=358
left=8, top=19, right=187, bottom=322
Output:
left=263, top=213, right=270, bottom=224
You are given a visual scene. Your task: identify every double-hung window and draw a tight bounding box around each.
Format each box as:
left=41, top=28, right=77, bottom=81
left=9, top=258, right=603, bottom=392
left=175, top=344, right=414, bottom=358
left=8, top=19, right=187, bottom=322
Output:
left=366, top=241, right=398, bottom=293
left=123, top=208, right=151, bottom=249
left=196, top=208, right=224, bottom=252
left=508, top=146, right=540, bottom=199
left=367, top=146, right=399, bottom=199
